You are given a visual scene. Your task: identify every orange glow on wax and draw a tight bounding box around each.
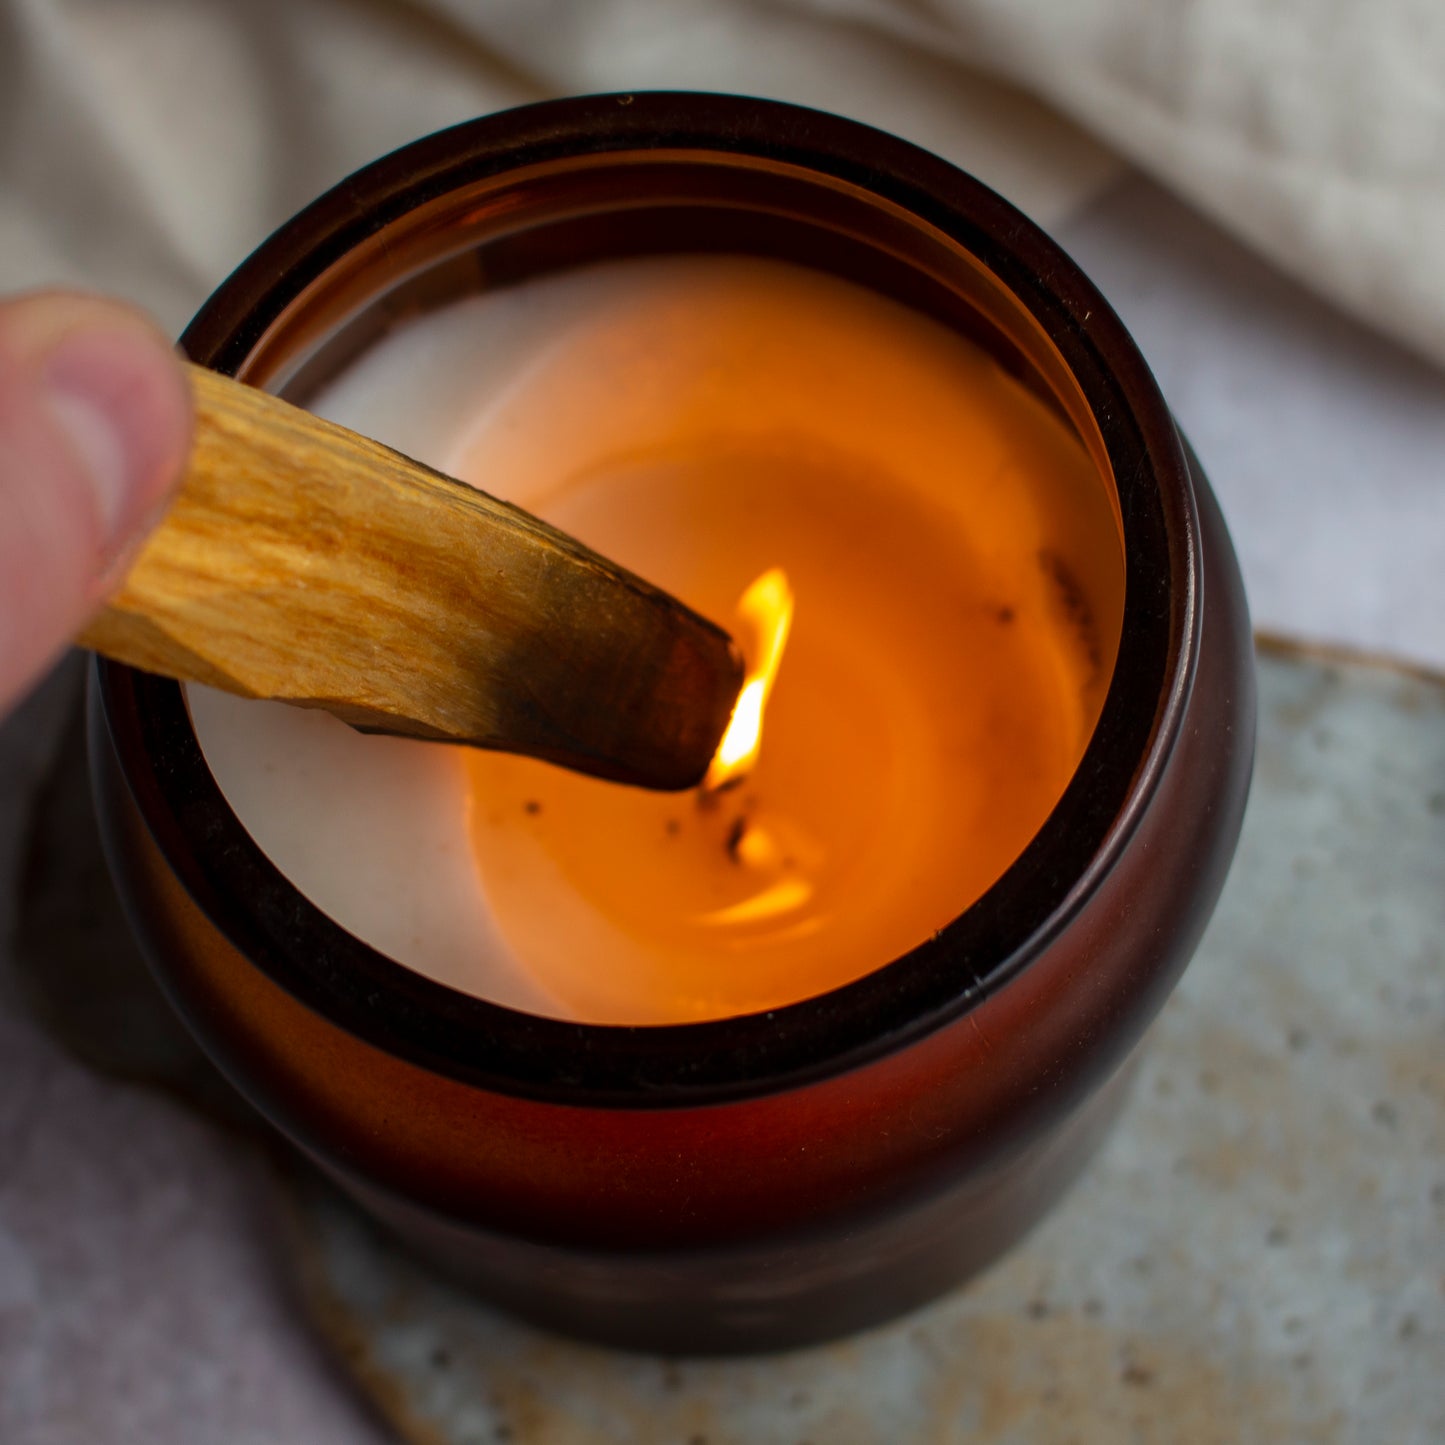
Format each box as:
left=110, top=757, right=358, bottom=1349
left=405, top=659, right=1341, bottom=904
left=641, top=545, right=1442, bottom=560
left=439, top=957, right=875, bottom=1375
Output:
left=456, top=257, right=1124, bottom=1025
left=184, top=258, right=1126, bottom=1025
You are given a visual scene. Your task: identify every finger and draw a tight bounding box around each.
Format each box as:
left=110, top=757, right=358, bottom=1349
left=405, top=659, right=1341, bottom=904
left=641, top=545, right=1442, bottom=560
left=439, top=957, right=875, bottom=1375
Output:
left=0, top=292, right=192, bottom=714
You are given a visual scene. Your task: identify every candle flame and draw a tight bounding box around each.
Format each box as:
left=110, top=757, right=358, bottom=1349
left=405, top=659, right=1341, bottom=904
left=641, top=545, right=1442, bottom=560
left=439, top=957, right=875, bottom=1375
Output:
left=704, top=567, right=794, bottom=791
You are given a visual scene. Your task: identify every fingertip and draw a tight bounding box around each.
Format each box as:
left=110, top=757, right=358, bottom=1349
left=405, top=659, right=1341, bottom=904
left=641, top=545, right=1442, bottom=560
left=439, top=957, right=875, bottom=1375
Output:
left=6, top=293, right=193, bottom=554
left=0, top=292, right=192, bottom=712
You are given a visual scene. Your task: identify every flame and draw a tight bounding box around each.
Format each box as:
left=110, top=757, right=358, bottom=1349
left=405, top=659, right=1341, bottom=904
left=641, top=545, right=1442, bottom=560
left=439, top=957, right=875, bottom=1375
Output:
left=704, top=567, right=794, bottom=790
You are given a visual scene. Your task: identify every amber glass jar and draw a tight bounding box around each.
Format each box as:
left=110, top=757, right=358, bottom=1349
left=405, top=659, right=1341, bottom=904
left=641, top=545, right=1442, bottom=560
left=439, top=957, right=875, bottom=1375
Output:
left=90, top=94, right=1254, bottom=1353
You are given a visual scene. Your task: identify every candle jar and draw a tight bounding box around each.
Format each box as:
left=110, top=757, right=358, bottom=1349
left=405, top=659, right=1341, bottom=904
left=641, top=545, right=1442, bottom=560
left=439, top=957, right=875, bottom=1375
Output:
left=90, top=94, right=1254, bottom=1353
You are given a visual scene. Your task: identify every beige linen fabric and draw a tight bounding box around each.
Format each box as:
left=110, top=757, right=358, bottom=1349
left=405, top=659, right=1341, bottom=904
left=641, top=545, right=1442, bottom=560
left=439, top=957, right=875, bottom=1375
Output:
left=5, top=0, right=1438, bottom=365
left=0, top=0, right=1112, bottom=335
left=803, top=0, right=1445, bottom=368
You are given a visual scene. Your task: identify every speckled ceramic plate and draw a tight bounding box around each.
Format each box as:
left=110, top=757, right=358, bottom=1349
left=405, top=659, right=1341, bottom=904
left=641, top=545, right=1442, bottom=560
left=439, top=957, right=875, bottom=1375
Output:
left=17, top=640, right=1444, bottom=1442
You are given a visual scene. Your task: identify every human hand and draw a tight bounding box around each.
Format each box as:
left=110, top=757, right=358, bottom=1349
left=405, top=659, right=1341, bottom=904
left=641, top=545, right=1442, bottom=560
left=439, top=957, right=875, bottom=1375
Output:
left=0, top=292, right=191, bottom=717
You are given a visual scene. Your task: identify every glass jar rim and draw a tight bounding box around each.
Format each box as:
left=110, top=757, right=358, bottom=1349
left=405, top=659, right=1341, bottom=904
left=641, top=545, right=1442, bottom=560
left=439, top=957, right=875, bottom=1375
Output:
left=95, top=92, right=1199, bottom=1107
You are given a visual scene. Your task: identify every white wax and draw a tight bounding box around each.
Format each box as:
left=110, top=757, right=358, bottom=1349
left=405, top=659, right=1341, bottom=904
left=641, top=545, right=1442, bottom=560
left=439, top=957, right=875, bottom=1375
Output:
left=189, top=256, right=1118, bottom=1020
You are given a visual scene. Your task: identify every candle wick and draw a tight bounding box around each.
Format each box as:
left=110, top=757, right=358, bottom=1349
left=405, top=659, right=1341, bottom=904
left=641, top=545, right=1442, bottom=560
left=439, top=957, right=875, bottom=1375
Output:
left=697, top=773, right=747, bottom=808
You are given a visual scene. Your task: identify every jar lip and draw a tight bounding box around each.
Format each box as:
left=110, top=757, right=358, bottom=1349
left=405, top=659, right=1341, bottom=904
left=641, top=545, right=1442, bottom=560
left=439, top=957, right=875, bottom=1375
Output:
left=96, top=93, right=1199, bottom=1108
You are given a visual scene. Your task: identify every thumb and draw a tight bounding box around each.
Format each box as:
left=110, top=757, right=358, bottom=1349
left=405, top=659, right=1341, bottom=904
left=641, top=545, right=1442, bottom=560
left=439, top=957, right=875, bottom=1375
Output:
left=0, top=292, right=192, bottom=715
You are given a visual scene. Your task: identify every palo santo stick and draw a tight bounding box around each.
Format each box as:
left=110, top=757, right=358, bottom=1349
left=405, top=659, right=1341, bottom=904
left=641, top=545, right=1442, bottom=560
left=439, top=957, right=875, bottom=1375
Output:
left=79, top=364, right=743, bottom=791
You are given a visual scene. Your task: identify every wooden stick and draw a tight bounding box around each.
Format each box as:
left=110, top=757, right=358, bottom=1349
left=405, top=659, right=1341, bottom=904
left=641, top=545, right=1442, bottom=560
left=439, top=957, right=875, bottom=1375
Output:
left=80, top=365, right=743, bottom=791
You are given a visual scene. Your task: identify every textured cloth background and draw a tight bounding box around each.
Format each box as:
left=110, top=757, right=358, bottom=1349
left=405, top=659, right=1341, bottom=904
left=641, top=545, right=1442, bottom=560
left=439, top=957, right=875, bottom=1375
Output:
left=4, top=0, right=1442, bottom=366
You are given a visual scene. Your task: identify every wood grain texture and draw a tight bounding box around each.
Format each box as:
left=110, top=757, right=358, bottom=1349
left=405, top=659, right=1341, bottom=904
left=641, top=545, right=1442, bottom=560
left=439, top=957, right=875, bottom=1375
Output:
left=79, top=365, right=743, bottom=790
